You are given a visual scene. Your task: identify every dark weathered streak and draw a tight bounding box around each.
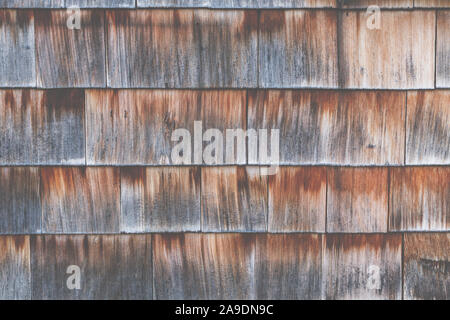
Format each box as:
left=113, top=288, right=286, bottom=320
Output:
left=0, top=89, right=85, bottom=165
left=0, top=10, right=35, bottom=87
left=324, top=234, right=402, bottom=300
left=0, top=168, right=41, bottom=234
left=404, top=233, right=450, bottom=300
left=259, top=10, right=338, bottom=88
left=339, top=10, right=435, bottom=89
left=0, top=1, right=63, bottom=7
left=31, top=235, right=152, bottom=300
left=0, top=236, right=31, bottom=300
left=248, top=90, right=405, bottom=165
left=268, top=167, right=326, bottom=232
left=35, top=10, right=105, bottom=87
left=255, top=234, right=322, bottom=299
left=201, top=167, right=268, bottom=232
left=389, top=167, right=449, bottom=231
left=153, top=233, right=255, bottom=299
left=406, top=91, right=450, bottom=164
left=327, top=167, right=388, bottom=233
left=65, top=0, right=135, bottom=7
left=107, top=10, right=257, bottom=88
left=121, top=167, right=201, bottom=232
left=41, top=167, right=120, bottom=233
left=437, top=11, right=450, bottom=88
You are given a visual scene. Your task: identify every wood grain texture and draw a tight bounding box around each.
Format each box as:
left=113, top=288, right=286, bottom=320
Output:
left=255, top=234, right=322, bottom=299
left=65, top=0, right=135, bottom=7
left=35, top=10, right=105, bottom=88
left=341, top=0, right=413, bottom=7
left=121, top=167, right=201, bottom=232
left=248, top=90, right=405, bottom=165
left=0, top=0, right=62, bottom=7
left=339, top=10, right=435, bottom=89
left=0, top=168, right=41, bottom=234
left=31, top=235, right=152, bottom=300
left=259, top=10, right=338, bottom=88
left=404, top=233, right=450, bottom=300
left=153, top=233, right=255, bottom=299
left=389, top=167, right=449, bottom=231
left=0, top=89, right=85, bottom=165
left=415, top=0, right=450, bottom=7
left=41, top=167, right=120, bottom=234
left=0, top=236, right=31, bottom=300
left=138, top=0, right=336, bottom=7
left=107, top=10, right=257, bottom=88
left=327, top=167, right=388, bottom=233
left=201, top=167, right=268, bottom=232
left=0, top=10, right=35, bottom=87
left=268, top=167, right=326, bottom=232
left=437, top=11, right=450, bottom=88
left=406, top=91, right=450, bottom=164
left=324, top=234, right=402, bottom=300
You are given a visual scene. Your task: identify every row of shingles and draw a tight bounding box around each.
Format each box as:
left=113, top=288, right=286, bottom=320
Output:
left=1, top=9, right=448, bottom=89
left=0, top=0, right=135, bottom=8
left=0, top=165, right=448, bottom=234
left=1, top=233, right=448, bottom=299
left=1, top=89, right=448, bottom=166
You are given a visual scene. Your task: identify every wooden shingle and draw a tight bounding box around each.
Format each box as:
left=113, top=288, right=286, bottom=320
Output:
left=404, top=233, right=450, bottom=300
left=339, top=10, right=435, bottom=89
left=406, top=91, right=450, bottom=165
left=201, top=167, right=268, bottom=232
left=31, top=235, right=152, bottom=299
left=107, top=10, right=258, bottom=88
left=248, top=90, right=405, bottom=165
left=0, top=1, right=63, bottom=7
left=137, top=0, right=210, bottom=7
left=259, top=10, right=338, bottom=88
left=437, top=11, right=450, bottom=88
left=35, top=10, right=105, bottom=88
left=41, top=167, right=120, bottom=233
left=389, top=167, right=449, bottom=231
left=0, top=89, right=85, bottom=165
left=0, top=168, right=41, bottom=234
left=121, top=167, right=201, bottom=232
left=341, top=0, right=413, bottom=8
left=0, top=10, right=35, bottom=87
left=324, top=234, right=402, bottom=300
left=153, top=233, right=255, bottom=299
left=0, top=236, right=31, bottom=300
left=138, top=0, right=337, bottom=7
left=65, top=0, right=135, bottom=7
left=255, top=234, right=322, bottom=299
left=327, top=167, right=388, bottom=233
left=268, top=167, right=326, bottom=232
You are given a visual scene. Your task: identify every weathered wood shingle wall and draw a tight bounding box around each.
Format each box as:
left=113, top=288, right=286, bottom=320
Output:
left=0, top=0, right=448, bottom=300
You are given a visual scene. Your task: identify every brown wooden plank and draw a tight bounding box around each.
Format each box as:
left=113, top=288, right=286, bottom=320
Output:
left=327, top=167, right=388, bottom=233
left=35, top=10, right=105, bottom=88
left=0, top=0, right=63, bottom=7
left=41, top=167, right=120, bottom=233
left=268, top=167, right=326, bottom=232
left=107, top=10, right=257, bottom=88
left=339, top=10, right=435, bottom=89
left=0, top=236, right=31, bottom=300
left=0, top=89, right=85, bottom=165
left=259, top=10, right=338, bottom=88
left=341, top=0, right=413, bottom=7
left=248, top=90, right=405, bottom=165
left=201, top=167, right=268, bottom=232
left=255, top=234, right=322, bottom=299
left=406, top=91, right=450, bottom=164
left=121, top=167, right=201, bottom=232
left=437, top=11, right=450, bottom=88
left=324, top=234, right=402, bottom=300
left=404, top=233, right=450, bottom=300
left=389, top=167, right=449, bottom=231
left=415, top=0, right=450, bottom=7
left=0, top=10, right=35, bottom=87
left=0, top=168, right=41, bottom=234
left=65, top=0, right=135, bottom=7
left=31, top=235, right=152, bottom=299
left=153, top=233, right=255, bottom=299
